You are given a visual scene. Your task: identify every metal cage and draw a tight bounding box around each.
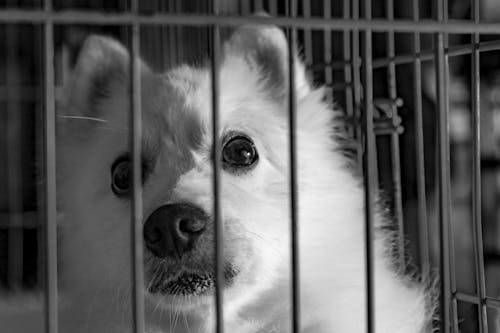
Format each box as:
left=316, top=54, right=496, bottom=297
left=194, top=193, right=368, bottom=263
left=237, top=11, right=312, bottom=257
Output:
left=1, top=0, right=500, bottom=332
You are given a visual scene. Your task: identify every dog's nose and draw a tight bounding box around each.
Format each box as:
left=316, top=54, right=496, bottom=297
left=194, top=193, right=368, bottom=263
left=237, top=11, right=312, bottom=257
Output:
left=143, top=204, right=208, bottom=259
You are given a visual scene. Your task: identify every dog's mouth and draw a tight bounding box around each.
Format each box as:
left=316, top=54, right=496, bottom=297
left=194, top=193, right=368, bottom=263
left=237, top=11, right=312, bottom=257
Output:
left=147, top=265, right=239, bottom=296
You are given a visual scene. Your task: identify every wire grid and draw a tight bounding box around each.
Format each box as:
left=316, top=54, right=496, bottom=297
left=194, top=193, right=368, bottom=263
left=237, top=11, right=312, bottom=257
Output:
left=0, top=0, right=500, bottom=332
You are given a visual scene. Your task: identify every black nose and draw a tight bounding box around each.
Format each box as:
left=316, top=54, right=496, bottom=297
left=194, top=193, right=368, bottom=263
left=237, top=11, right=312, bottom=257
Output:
left=143, top=204, right=208, bottom=259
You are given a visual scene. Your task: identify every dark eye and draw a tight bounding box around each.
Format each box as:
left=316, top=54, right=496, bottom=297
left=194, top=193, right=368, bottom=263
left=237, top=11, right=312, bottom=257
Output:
left=222, top=135, right=258, bottom=169
left=111, top=158, right=131, bottom=195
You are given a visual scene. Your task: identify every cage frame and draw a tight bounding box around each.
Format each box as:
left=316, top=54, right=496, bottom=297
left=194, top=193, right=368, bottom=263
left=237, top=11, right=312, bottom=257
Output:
left=0, top=0, right=499, bottom=332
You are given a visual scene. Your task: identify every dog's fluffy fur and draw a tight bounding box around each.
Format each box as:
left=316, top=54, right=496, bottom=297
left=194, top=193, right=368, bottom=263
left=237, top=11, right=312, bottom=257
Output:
left=2, top=25, right=431, bottom=332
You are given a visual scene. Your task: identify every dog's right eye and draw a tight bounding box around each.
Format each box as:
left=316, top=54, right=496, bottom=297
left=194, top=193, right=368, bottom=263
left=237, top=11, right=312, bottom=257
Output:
left=222, top=134, right=259, bottom=171
left=111, top=158, right=131, bottom=196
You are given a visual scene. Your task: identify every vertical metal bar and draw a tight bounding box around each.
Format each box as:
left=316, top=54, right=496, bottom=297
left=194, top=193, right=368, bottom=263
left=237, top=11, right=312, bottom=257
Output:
left=302, top=0, right=313, bottom=80
left=362, top=0, right=375, bottom=332
left=323, top=0, right=333, bottom=105
left=159, top=0, right=168, bottom=69
left=442, top=1, right=458, bottom=331
left=471, top=0, right=488, bottom=331
left=35, top=21, right=46, bottom=294
left=287, top=0, right=300, bottom=332
left=6, top=23, right=24, bottom=289
left=254, top=0, right=263, bottom=12
left=130, top=1, right=145, bottom=332
left=434, top=0, right=452, bottom=331
left=61, top=44, right=70, bottom=85
left=43, top=0, right=58, bottom=332
left=211, top=1, right=224, bottom=332
left=240, top=0, right=250, bottom=15
left=175, top=0, right=183, bottom=63
left=352, top=0, right=363, bottom=166
left=411, top=0, right=430, bottom=282
left=168, top=0, right=177, bottom=66
left=268, top=0, right=278, bottom=15
left=342, top=0, right=354, bottom=137
left=385, top=0, right=405, bottom=270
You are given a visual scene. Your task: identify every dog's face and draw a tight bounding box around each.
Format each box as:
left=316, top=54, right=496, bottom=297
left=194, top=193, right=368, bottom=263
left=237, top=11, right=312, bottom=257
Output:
left=57, top=26, right=314, bottom=317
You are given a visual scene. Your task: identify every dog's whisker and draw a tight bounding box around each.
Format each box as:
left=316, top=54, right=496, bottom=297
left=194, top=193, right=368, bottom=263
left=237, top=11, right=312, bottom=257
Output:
left=183, top=311, right=191, bottom=333
left=147, top=260, right=165, bottom=292
left=57, top=115, right=127, bottom=131
left=57, top=115, right=108, bottom=122
left=152, top=295, right=163, bottom=314
left=168, top=300, right=174, bottom=333
left=173, top=306, right=180, bottom=330
left=245, top=230, right=282, bottom=255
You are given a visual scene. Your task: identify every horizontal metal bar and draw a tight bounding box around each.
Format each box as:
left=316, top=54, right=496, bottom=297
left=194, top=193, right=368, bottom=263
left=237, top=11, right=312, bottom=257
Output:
left=309, top=39, right=500, bottom=72
left=325, top=82, right=353, bottom=91
left=1, top=10, right=500, bottom=33
left=307, top=60, right=350, bottom=71
left=374, top=40, right=500, bottom=66
left=447, top=39, right=500, bottom=56
left=455, top=292, right=500, bottom=309
left=0, top=82, right=349, bottom=100
left=1, top=37, right=499, bottom=96
left=455, top=292, right=479, bottom=304
left=486, top=297, right=500, bottom=309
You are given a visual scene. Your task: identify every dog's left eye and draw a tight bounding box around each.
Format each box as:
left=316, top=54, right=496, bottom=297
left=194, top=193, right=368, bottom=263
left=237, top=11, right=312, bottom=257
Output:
left=111, top=158, right=131, bottom=195
left=222, top=135, right=258, bottom=169
left=111, top=155, right=152, bottom=197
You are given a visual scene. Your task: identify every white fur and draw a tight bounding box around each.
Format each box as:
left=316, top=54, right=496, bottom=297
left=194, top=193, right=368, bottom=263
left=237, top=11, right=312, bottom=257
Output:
left=0, top=26, right=432, bottom=333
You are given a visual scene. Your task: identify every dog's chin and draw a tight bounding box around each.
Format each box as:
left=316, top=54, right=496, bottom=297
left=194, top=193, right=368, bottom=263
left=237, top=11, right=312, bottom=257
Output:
left=145, top=288, right=214, bottom=312
left=145, top=265, right=239, bottom=310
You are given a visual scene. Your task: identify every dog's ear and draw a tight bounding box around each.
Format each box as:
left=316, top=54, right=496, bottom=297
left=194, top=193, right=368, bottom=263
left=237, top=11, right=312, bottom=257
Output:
left=63, top=35, right=140, bottom=117
left=223, top=24, right=311, bottom=101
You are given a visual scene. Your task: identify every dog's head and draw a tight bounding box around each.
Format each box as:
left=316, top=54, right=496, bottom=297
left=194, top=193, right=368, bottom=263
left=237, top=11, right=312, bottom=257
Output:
left=57, top=25, right=337, bottom=320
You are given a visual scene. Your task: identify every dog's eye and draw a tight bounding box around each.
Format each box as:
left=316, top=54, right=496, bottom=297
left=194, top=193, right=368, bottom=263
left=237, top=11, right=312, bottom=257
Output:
left=222, top=135, right=258, bottom=169
left=111, top=154, right=152, bottom=197
left=111, top=158, right=131, bottom=195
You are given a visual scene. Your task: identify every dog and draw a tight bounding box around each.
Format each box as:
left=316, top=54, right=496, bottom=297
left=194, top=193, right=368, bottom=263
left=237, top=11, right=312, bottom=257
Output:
left=2, top=24, right=432, bottom=332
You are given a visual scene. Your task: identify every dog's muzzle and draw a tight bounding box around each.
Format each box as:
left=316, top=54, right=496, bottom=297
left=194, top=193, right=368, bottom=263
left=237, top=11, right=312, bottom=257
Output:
left=143, top=203, right=208, bottom=259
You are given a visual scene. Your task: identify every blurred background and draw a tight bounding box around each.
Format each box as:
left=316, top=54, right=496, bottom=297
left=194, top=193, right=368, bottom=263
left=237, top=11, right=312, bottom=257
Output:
left=0, top=0, right=499, bottom=331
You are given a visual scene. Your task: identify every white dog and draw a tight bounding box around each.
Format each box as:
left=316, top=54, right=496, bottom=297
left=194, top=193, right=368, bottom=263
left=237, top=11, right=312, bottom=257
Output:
left=1, top=24, right=432, bottom=332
